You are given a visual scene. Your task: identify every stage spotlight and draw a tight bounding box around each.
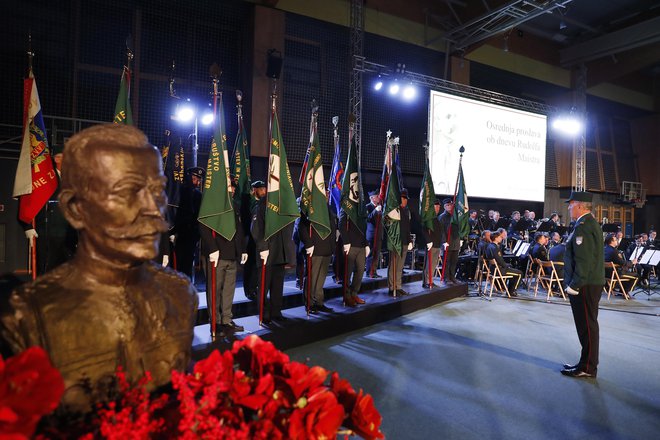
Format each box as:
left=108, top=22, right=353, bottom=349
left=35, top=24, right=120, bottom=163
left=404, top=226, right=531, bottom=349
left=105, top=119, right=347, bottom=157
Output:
left=374, top=80, right=383, bottom=91
left=402, top=84, right=416, bottom=100
left=175, top=104, right=195, bottom=123
left=201, top=112, right=214, bottom=126
left=389, top=82, right=400, bottom=95
left=552, top=116, right=582, bottom=136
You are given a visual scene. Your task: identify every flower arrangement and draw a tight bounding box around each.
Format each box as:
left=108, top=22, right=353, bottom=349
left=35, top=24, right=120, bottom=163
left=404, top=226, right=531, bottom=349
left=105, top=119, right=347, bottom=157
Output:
left=1, top=335, right=384, bottom=439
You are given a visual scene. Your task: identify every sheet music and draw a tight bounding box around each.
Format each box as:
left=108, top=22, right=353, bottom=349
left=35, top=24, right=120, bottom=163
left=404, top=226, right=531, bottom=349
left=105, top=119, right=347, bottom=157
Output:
left=640, top=249, right=656, bottom=265
left=630, top=246, right=644, bottom=261
left=516, top=242, right=530, bottom=257
left=648, top=251, right=660, bottom=266
left=512, top=240, right=522, bottom=254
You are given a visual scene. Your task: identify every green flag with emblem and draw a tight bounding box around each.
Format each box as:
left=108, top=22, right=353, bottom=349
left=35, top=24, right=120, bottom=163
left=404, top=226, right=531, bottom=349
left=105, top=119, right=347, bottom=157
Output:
left=264, top=110, right=298, bottom=241
left=419, top=152, right=436, bottom=230
left=300, top=115, right=331, bottom=239
left=340, top=132, right=366, bottom=234
left=198, top=93, right=236, bottom=240
left=113, top=67, right=133, bottom=125
left=384, top=158, right=402, bottom=255
left=451, top=162, right=470, bottom=239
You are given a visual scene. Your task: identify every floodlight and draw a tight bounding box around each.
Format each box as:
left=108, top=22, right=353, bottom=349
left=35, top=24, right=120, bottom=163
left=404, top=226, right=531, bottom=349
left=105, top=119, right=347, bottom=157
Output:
left=389, top=82, right=400, bottom=95
left=402, top=84, right=416, bottom=100
left=552, top=116, right=582, bottom=136
left=201, top=112, right=214, bottom=126
left=374, top=80, right=383, bottom=91
left=176, top=105, right=195, bottom=123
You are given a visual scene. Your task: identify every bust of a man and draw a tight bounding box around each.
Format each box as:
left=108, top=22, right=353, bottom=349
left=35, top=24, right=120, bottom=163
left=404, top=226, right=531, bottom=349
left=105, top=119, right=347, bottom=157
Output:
left=1, top=124, right=198, bottom=412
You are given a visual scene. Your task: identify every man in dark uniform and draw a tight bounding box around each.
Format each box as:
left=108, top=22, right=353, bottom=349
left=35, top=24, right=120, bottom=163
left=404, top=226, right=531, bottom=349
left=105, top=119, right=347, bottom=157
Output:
left=386, top=189, right=412, bottom=296
left=531, top=232, right=549, bottom=261
left=422, top=199, right=442, bottom=288
left=242, top=181, right=263, bottom=300
left=438, top=198, right=460, bottom=283
left=299, top=196, right=337, bottom=313
left=199, top=180, right=247, bottom=334
left=174, top=166, right=204, bottom=279
left=561, top=191, right=605, bottom=379
left=603, top=233, right=639, bottom=291
left=339, top=203, right=369, bottom=306
left=365, top=190, right=384, bottom=278
left=485, top=231, right=522, bottom=295
left=250, top=181, right=296, bottom=323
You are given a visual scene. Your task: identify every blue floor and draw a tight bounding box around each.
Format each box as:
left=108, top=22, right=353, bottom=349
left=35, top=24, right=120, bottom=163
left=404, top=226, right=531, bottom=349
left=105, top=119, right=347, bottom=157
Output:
left=285, top=294, right=660, bottom=439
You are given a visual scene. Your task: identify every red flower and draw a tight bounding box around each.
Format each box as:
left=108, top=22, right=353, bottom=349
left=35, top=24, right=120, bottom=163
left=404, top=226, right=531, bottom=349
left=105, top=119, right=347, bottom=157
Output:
left=232, top=335, right=289, bottom=376
left=330, top=372, right=357, bottom=412
left=347, top=390, right=384, bottom=440
left=0, top=347, right=64, bottom=438
left=288, top=388, right=345, bottom=440
left=285, top=363, right=328, bottom=399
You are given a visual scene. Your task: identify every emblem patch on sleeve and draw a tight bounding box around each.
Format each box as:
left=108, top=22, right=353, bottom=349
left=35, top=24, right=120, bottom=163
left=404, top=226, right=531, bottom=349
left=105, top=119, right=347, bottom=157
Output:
left=576, top=236, right=583, bottom=245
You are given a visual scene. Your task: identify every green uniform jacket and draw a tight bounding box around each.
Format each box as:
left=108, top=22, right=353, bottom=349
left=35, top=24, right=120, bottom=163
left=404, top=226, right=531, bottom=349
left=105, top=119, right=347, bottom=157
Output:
left=564, top=213, right=605, bottom=289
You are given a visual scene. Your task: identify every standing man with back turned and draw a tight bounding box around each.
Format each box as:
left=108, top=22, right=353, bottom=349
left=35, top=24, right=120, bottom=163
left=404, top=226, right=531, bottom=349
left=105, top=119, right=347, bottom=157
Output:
left=561, top=191, right=605, bottom=379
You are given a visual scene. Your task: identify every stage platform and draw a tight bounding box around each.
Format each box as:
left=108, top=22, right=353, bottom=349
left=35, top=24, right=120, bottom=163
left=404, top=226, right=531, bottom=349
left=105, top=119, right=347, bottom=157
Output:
left=192, top=269, right=467, bottom=359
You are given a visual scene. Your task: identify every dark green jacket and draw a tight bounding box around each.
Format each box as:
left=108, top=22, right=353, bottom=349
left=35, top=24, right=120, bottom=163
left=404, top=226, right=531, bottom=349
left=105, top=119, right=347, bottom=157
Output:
left=564, top=213, right=605, bottom=289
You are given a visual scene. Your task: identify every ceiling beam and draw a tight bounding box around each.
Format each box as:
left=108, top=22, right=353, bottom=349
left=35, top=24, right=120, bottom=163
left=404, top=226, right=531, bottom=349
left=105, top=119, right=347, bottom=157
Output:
left=560, top=15, right=660, bottom=66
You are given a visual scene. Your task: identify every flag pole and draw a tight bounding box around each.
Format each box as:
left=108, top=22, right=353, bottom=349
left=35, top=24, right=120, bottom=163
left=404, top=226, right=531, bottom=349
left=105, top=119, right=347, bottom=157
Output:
left=441, top=146, right=464, bottom=282
left=208, top=66, right=222, bottom=338
left=261, top=84, right=277, bottom=326
left=27, top=36, right=37, bottom=280
left=307, top=226, right=312, bottom=318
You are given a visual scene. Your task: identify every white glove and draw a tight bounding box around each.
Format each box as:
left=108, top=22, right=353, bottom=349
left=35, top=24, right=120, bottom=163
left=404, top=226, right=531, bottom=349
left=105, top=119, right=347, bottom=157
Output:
left=240, top=253, right=248, bottom=265
left=209, top=251, right=220, bottom=265
left=343, top=244, right=351, bottom=254
left=162, top=255, right=169, bottom=267
left=566, top=286, right=579, bottom=295
left=260, top=250, right=270, bottom=263
left=426, top=242, right=433, bottom=251
left=25, top=228, right=38, bottom=244
left=365, top=246, right=371, bottom=257
left=306, top=246, right=314, bottom=256
left=375, top=205, right=382, bottom=212
left=460, top=240, right=464, bottom=247
left=407, top=242, right=413, bottom=251
left=387, top=208, right=400, bottom=221
left=336, top=230, right=340, bottom=242
left=169, top=234, right=175, bottom=243
left=443, top=243, right=449, bottom=250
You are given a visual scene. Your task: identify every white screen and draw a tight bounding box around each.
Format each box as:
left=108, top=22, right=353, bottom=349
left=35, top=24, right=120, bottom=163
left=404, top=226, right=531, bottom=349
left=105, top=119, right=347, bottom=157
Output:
left=428, top=90, right=547, bottom=202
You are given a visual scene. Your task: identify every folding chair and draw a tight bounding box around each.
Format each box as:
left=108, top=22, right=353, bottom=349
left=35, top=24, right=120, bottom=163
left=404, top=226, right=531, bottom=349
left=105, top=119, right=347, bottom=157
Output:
left=535, top=260, right=566, bottom=301
left=524, top=254, right=537, bottom=292
left=486, top=259, right=514, bottom=298
left=605, top=262, right=636, bottom=300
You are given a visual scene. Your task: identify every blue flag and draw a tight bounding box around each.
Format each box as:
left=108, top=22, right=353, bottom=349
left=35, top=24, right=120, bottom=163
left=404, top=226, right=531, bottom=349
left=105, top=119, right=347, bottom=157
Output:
left=328, top=124, right=344, bottom=215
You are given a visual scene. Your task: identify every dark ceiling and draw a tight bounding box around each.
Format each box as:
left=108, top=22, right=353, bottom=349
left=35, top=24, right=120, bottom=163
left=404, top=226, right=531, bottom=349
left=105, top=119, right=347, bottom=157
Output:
left=365, top=0, right=660, bottom=97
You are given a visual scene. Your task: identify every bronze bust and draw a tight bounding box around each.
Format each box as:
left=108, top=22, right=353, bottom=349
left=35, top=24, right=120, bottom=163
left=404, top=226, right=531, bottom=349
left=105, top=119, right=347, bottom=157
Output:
left=1, top=124, right=198, bottom=412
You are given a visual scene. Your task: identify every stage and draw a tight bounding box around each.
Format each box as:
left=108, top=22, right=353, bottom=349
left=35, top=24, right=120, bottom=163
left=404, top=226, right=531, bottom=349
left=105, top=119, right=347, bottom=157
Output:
left=191, top=268, right=467, bottom=358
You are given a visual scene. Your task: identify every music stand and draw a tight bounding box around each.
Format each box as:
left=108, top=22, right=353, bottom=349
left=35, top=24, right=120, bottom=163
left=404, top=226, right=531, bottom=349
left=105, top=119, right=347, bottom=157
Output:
left=632, top=250, right=659, bottom=300
left=537, top=221, right=553, bottom=233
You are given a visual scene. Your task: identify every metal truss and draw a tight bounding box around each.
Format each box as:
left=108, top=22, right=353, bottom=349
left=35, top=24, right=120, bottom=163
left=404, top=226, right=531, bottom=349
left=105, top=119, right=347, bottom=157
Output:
left=445, top=0, right=573, bottom=52
left=354, top=58, right=556, bottom=115
left=349, top=0, right=364, bottom=148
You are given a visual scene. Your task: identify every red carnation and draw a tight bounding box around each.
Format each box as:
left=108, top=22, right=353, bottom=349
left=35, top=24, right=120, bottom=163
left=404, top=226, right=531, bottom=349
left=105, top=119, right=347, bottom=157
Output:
left=330, top=372, right=358, bottom=412
left=232, top=335, right=289, bottom=375
left=0, top=347, right=64, bottom=438
left=347, top=390, right=384, bottom=440
left=284, top=363, right=328, bottom=399
left=288, top=388, right=345, bottom=440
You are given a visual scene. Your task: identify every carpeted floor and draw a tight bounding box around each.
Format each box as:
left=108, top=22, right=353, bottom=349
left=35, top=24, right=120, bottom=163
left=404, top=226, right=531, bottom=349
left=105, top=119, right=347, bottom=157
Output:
left=286, top=292, right=660, bottom=440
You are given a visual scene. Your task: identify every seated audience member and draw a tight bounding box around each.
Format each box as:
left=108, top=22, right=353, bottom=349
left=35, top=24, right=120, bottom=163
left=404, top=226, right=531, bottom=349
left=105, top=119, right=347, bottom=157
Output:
left=603, top=233, right=639, bottom=290
left=485, top=231, right=522, bottom=295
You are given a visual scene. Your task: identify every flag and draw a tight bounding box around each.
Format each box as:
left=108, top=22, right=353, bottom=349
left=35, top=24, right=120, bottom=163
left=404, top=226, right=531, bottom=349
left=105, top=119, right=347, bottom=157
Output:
left=394, top=142, right=404, bottom=189
left=198, top=93, right=235, bottom=240
left=383, top=157, right=401, bottom=255
left=264, top=110, right=299, bottom=241
left=161, top=131, right=184, bottom=223
left=300, top=118, right=331, bottom=239
left=13, top=73, right=58, bottom=224
left=328, top=126, right=343, bottom=215
left=231, top=105, right=252, bottom=224
left=340, top=132, right=366, bottom=234
left=378, top=138, right=392, bottom=202
left=452, top=162, right=470, bottom=239
left=113, top=67, right=133, bottom=125
left=419, top=154, right=436, bottom=230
